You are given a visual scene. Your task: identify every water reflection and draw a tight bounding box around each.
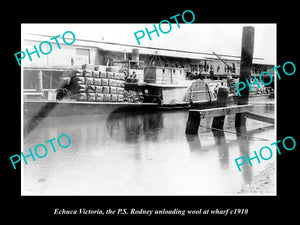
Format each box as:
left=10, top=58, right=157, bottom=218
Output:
left=106, top=111, right=164, bottom=143
left=235, top=126, right=252, bottom=184
left=22, top=104, right=275, bottom=195
left=185, top=134, right=202, bottom=152
left=185, top=127, right=252, bottom=177
left=212, top=130, right=229, bottom=169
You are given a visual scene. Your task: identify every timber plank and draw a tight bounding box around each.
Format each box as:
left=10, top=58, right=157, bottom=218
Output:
left=244, top=112, right=275, bottom=124
left=190, top=105, right=253, bottom=119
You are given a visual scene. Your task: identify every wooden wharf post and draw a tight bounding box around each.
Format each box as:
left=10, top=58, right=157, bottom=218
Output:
left=235, top=26, right=255, bottom=127
left=212, top=87, right=229, bottom=129
left=185, top=110, right=201, bottom=134
left=185, top=87, right=229, bottom=134
left=185, top=26, right=274, bottom=135
left=185, top=105, right=254, bottom=134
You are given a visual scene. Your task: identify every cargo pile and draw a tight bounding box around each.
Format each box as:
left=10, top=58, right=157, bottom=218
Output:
left=183, top=80, right=211, bottom=102
left=64, top=64, right=125, bottom=102
left=227, top=78, right=238, bottom=94
left=190, top=79, right=210, bottom=101
left=124, top=90, right=144, bottom=103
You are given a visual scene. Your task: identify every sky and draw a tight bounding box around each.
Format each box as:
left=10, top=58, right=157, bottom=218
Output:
left=22, top=23, right=276, bottom=64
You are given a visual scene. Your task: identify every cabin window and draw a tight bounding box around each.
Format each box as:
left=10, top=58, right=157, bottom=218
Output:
left=162, top=69, right=165, bottom=73
left=173, top=69, right=175, bottom=73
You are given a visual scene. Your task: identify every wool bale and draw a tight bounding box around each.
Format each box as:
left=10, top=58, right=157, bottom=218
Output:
left=110, top=87, right=117, bottom=94
left=107, top=72, right=114, bottom=79
left=93, top=78, right=102, bottom=86
left=116, top=79, right=125, bottom=87
left=114, top=72, right=125, bottom=81
left=108, top=79, right=117, bottom=87
left=96, top=93, right=104, bottom=102
left=101, top=79, right=109, bottom=86
left=92, top=70, right=100, bottom=78
left=111, top=94, right=118, bottom=102
left=103, top=94, right=111, bottom=102
left=99, top=71, right=107, bottom=78
left=87, top=93, right=96, bottom=101
left=115, top=80, right=123, bottom=87
left=114, top=72, right=119, bottom=80
left=85, top=77, right=94, bottom=85
left=95, top=86, right=103, bottom=94
left=113, top=80, right=119, bottom=87
left=116, top=87, right=124, bottom=95
left=102, top=86, right=110, bottom=94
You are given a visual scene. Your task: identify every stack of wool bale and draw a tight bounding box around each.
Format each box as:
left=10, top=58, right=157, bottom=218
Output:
left=227, top=78, right=238, bottom=94
left=69, top=64, right=125, bottom=102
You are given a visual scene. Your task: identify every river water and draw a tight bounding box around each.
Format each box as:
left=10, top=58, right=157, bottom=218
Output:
left=22, top=100, right=275, bottom=195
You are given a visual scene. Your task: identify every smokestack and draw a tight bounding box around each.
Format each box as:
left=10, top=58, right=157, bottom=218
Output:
left=132, top=48, right=139, bottom=61
left=123, top=49, right=127, bottom=60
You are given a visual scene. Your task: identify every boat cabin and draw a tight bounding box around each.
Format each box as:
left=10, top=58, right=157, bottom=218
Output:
left=112, top=60, right=145, bottom=84
left=144, top=66, right=187, bottom=84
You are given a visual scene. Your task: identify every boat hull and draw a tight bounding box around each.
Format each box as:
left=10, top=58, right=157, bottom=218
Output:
left=23, top=100, right=161, bottom=118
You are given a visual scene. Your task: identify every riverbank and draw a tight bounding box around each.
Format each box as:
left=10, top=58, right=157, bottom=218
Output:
left=237, top=161, right=275, bottom=195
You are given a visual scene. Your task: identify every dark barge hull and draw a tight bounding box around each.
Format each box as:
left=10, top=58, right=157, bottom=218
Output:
left=24, top=93, right=270, bottom=118
left=24, top=100, right=160, bottom=118
left=23, top=99, right=220, bottom=118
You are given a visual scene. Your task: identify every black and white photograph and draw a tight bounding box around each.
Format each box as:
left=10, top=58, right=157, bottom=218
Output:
left=20, top=23, right=277, bottom=196
left=5, top=3, right=299, bottom=220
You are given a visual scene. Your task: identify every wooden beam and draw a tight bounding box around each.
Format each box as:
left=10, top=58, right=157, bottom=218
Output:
left=246, top=124, right=274, bottom=136
left=185, top=111, right=201, bottom=134
left=244, top=112, right=275, bottom=124
left=190, top=105, right=253, bottom=119
left=212, top=87, right=228, bottom=129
